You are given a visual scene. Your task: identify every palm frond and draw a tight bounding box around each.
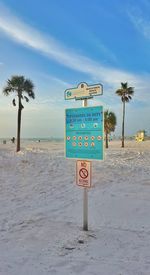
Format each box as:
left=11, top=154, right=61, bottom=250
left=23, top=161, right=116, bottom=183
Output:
left=3, top=87, right=12, bottom=96
left=116, top=82, right=134, bottom=103
left=24, top=79, right=35, bottom=99
left=12, top=99, right=16, bottom=106
left=7, top=75, right=25, bottom=91
left=116, top=89, right=123, bottom=96
left=28, top=91, right=35, bottom=99
left=104, top=110, right=117, bottom=134
left=3, top=75, right=35, bottom=110
left=24, top=96, right=29, bottom=102
left=127, top=87, right=134, bottom=95
left=124, top=96, right=130, bottom=102
left=121, top=82, right=128, bottom=89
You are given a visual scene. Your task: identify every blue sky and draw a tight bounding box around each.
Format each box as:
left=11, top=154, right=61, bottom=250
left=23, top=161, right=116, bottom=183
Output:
left=0, top=0, right=150, bottom=138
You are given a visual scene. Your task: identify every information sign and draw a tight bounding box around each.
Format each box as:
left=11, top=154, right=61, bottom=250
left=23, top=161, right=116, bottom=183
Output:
left=65, top=82, right=103, bottom=100
left=65, top=106, right=104, bottom=160
left=76, top=160, right=91, bottom=187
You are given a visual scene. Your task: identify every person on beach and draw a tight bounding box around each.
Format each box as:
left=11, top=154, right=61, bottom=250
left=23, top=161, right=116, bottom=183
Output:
left=11, top=137, right=15, bottom=143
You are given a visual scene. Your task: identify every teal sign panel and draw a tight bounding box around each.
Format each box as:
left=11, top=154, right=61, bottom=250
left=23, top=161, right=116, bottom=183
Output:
left=65, top=106, right=104, bottom=160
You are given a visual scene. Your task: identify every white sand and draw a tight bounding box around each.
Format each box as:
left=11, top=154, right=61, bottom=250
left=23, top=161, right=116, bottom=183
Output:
left=0, top=140, right=150, bottom=275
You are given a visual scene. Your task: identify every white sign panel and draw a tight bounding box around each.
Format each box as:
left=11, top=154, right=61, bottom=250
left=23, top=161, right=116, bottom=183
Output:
left=65, top=82, right=103, bottom=100
left=76, top=160, right=92, bottom=187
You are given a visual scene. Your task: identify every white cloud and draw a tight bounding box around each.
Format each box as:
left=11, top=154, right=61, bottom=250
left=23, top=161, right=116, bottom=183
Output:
left=39, top=73, right=71, bottom=88
left=127, top=8, right=150, bottom=40
left=0, top=2, right=150, bottom=99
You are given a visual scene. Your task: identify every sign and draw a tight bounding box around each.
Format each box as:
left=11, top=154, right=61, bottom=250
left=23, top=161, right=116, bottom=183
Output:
left=65, top=82, right=103, bottom=100
left=65, top=106, right=104, bottom=160
left=76, top=160, right=91, bottom=187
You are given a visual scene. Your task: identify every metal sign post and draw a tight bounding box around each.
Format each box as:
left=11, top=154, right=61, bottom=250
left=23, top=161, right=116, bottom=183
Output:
left=82, top=98, right=88, bottom=231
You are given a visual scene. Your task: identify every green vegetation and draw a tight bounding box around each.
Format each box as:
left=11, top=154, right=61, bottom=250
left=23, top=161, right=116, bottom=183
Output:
left=104, top=110, right=117, bottom=148
left=3, top=75, right=35, bottom=152
left=116, top=82, right=134, bottom=148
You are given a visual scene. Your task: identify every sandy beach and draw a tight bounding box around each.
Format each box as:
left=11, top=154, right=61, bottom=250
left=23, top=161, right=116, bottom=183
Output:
left=0, top=140, right=150, bottom=275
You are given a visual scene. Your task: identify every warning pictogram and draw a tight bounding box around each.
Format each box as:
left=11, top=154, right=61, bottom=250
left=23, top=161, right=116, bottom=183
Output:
left=79, top=168, right=88, bottom=179
left=76, top=160, right=91, bottom=187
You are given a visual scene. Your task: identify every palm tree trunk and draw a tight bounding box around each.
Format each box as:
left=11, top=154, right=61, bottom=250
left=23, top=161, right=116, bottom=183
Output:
left=105, top=132, right=108, bottom=148
left=16, top=97, right=22, bottom=152
left=122, top=101, right=125, bottom=148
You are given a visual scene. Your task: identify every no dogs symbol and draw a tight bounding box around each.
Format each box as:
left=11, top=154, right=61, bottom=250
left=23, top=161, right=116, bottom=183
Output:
left=79, top=168, right=88, bottom=179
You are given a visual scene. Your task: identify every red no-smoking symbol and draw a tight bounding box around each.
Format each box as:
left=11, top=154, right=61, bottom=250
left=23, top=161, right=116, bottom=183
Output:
left=79, top=168, right=88, bottom=179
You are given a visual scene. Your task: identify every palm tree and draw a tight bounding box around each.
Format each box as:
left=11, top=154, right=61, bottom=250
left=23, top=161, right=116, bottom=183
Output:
left=104, top=110, right=117, bottom=148
left=3, top=75, right=35, bottom=152
left=116, top=82, right=134, bottom=148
